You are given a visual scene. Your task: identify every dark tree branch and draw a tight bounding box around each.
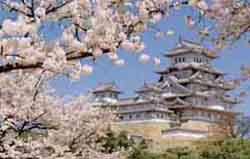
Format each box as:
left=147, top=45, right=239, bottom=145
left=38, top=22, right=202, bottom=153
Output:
left=32, top=69, right=46, bottom=102
left=0, top=46, right=3, bottom=56
left=75, top=27, right=81, bottom=42
left=0, top=1, right=33, bottom=17
left=0, top=46, right=112, bottom=73
left=20, top=0, right=32, bottom=9
left=0, top=0, right=190, bottom=74
left=0, top=62, right=43, bottom=73
left=46, top=0, right=73, bottom=14
left=74, top=23, right=88, bottom=32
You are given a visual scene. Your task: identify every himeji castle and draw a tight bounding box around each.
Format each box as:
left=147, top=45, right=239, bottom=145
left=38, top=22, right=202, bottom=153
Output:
left=90, top=39, right=240, bottom=140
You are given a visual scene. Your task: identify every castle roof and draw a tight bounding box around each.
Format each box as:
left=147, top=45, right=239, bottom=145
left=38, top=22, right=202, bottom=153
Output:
left=161, top=92, right=191, bottom=99
left=166, top=97, right=191, bottom=106
left=156, top=63, right=224, bottom=75
left=117, top=97, right=139, bottom=105
left=169, top=105, right=237, bottom=115
left=92, top=82, right=122, bottom=93
left=165, top=40, right=218, bottom=59
left=118, top=106, right=171, bottom=113
left=117, top=97, right=162, bottom=106
left=221, top=95, right=240, bottom=104
left=167, top=71, right=234, bottom=90
left=135, top=82, right=162, bottom=93
left=187, top=78, right=235, bottom=90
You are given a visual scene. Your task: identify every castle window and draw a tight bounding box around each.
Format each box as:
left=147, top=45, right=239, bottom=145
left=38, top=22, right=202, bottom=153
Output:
left=156, top=113, right=160, bottom=118
left=119, top=116, right=124, bottom=120
left=136, top=113, right=141, bottom=119
left=161, top=114, right=164, bottom=118
left=208, top=113, right=212, bottom=119
left=129, top=114, right=133, bottom=120
left=107, top=92, right=111, bottom=97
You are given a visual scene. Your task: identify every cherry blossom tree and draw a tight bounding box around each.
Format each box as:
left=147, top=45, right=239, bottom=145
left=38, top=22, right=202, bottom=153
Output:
left=0, top=0, right=187, bottom=158
left=1, top=0, right=248, bottom=75
left=0, top=70, right=120, bottom=158
left=1, top=0, right=249, bottom=158
left=184, top=0, right=250, bottom=48
left=0, top=0, right=187, bottom=77
left=0, top=0, right=186, bottom=159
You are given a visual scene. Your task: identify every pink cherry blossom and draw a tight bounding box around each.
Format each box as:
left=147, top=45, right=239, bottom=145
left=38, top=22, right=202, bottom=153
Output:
left=82, top=64, right=93, bottom=76
left=197, top=0, right=209, bottom=10
left=152, top=12, right=163, bottom=22
left=139, top=53, right=151, bottom=64
left=153, top=57, right=161, bottom=66
left=185, top=16, right=195, bottom=27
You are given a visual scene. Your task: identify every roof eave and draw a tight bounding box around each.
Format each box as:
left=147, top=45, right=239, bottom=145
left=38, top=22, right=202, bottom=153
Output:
left=92, top=90, right=122, bottom=94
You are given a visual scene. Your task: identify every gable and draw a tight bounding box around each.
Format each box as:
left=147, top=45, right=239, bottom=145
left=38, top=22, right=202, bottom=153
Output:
left=160, top=76, right=191, bottom=94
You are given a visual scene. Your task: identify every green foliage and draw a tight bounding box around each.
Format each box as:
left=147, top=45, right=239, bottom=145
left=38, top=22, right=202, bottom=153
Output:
left=97, top=129, right=134, bottom=153
left=97, top=129, right=250, bottom=159
left=127, top=140, right=160, bottom=159
left=127, top=144, right=194, bottom=159
left=195, top=138, right=250, bottom=159
left=126, top=138, right=250, bottom=159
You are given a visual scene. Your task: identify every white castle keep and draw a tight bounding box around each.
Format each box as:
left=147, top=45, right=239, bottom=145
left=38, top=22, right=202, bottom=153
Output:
left=90, top=40, right=239, bottom=140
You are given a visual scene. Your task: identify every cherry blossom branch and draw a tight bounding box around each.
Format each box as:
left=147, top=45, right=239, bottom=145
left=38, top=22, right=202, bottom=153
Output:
left=0, top=52, right=96, bottom=73
left=46, top=0, right=73, bottom=15
left=30, top=70, right=46, bottom=109
left=0, top=1, right=32, bottom=17
left=0, top=0, right=191, bottom=75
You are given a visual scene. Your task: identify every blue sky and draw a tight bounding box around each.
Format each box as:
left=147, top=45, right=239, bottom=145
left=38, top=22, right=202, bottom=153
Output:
left=0, top=6, right=249, bottom=114
left=50, top=7, right=250, bottom=114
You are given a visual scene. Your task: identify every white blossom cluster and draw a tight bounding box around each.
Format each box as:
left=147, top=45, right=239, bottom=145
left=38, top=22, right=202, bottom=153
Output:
left=0, top=0, right=246, bottom=158
left=186, top=0, right=250, bottom=48
left=0, top=71, right=119, bottom=159
left=0, top=1, right=178, bottom=157
left=0, top=0, right=174, bottom=77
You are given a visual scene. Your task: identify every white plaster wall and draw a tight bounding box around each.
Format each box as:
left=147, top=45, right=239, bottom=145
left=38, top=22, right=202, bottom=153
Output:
left=170, top=53, right=210, bottom=66
left=163, top=131, right=207, bottom=139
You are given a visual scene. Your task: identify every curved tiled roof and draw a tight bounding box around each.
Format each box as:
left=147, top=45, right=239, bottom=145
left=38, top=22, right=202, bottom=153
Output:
left=170, top=105, right=237, bottom=115
left=156, top=63, right=224, bottom=75
left=135, top=82, right=162, bottom=93
left=165, top=40, right=218, bottom=59
left=92, top=82, right=122, bottom=93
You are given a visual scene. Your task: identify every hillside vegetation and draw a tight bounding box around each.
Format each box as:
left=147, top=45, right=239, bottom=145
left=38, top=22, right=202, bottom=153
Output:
left=99, top=129, right=250, bottom=159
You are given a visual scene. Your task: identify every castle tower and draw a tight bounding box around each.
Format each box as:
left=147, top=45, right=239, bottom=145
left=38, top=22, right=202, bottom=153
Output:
left=91, top=82, right=121, bottom=105
left=158, top=40, right=239, bottom=139
left=90, top=39, right=239, bottom=141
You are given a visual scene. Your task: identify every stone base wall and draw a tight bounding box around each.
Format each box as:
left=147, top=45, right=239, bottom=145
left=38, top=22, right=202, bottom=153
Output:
left=181, top=120, right=210, bottom=130
left=111, top=119, right=228, bottom=151
left=112, top=120, right=170, bottom=140
left=112, top=121, right=194, bottom=151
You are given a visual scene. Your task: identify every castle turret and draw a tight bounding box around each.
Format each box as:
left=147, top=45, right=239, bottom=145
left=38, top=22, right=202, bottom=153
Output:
left=166, top=40, right=217, bottom=66
left=159, top=40, right=239, bottom=139
left=91, top=82, right=121, bottom=104
left=135, top=82, right=162, bottom=100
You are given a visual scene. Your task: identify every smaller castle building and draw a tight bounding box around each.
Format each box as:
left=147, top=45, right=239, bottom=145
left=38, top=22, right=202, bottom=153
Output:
left=91, top=40, right=239, bottom=141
